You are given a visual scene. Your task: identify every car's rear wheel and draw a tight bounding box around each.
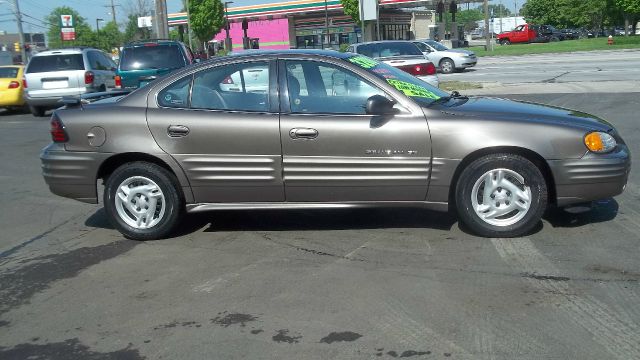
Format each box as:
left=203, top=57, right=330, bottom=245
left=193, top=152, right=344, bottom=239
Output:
left=500, top=39, right=511, bottom=45
left=440, top=58, right=455, bottom=74
left=455, top=154, right=547, bottom=237
left=29, top=105, right=46, bottom=117
left=104, top=162, right=183, bottom=240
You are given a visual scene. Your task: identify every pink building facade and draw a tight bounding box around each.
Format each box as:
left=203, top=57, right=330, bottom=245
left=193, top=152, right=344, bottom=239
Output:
left=213, top=18, right=291, bottom=51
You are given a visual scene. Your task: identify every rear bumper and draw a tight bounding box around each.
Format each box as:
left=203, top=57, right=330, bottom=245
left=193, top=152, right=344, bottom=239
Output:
left=40, top=143, right=110, bottom=204
left=549, top=145, right=631, bottom=207
left=0, top=90, right=25, bottom=107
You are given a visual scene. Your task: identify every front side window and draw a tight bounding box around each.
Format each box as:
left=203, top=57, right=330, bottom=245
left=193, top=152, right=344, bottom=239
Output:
left=191, top=61, right=270, bottom=112
left=285, top=60, right=383, bottom=115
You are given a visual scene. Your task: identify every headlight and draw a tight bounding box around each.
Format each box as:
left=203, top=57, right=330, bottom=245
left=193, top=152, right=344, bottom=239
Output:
left=584, top=131, right=616, bottom=153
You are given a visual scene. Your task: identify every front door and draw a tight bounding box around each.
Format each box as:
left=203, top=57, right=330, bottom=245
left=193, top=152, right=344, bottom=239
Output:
left=146, top=60, right=284, bottom=203
left=278, top=58, right=431, bottom=202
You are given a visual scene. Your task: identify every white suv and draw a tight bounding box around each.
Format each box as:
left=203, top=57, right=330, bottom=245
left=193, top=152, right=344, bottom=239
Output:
left=24, top=47, right=116, bottom=117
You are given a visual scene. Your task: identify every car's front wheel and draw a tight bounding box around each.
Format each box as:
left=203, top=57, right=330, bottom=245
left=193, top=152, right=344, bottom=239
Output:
left=455, top=154, right=547, bottom=237
left=439, top=58, right=455, bottom=74
left=29, top=105, right=46, bottom=117
left=104, top=162, right=183, bottom=240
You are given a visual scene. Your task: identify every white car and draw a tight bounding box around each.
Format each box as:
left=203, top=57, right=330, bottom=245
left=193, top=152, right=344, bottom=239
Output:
left=413, top=40, right=477, bottom=74
left=347, top=41, right=439, bottom=88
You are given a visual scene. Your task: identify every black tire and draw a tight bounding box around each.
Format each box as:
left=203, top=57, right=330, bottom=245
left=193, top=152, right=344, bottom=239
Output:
left=455, top=153, right=547, bottom=238
left=500, top=39, right=511, bottom=45
left=104, top=162, right=184, bottom=240
left=439, top=58, right=455, bottom=74
left=29, top=105, right=46, bottom=117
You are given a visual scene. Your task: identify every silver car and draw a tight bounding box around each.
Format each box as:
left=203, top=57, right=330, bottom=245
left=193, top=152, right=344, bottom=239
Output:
left=40, top=50, right=630, bottom=240
left=24, top=47, right=117, bottom=117
left=413, top=40, right=478, bottom=74
left=347, top=41, right=439, bottom=88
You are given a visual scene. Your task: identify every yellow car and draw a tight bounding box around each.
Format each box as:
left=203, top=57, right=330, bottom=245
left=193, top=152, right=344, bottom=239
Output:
left=0, top=65, right=25, bottom=111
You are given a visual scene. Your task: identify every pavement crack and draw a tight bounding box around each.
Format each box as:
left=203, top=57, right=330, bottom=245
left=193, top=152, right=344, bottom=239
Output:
left=542, top=71, right=570, bottom=83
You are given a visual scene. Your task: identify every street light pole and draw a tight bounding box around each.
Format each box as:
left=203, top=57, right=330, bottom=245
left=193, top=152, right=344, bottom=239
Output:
left=224, top=1, right=233, bottom=52
left=185, top=0, right=193, bottom=50
left=96, top=18, right=104, bottom=32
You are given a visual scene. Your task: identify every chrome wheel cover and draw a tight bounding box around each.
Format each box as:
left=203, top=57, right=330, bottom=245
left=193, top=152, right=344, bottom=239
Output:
left=114, top=176, right=166, bottom=229
left=441, top=60, right=453, bottom=73
left=471, top=168, right=532, bottom=227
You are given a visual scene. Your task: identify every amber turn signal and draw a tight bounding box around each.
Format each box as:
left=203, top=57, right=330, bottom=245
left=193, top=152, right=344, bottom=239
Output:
left=584, top=132, right=616, bottom=153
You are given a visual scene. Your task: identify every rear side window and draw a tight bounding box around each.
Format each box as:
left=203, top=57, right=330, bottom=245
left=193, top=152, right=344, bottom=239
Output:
left=26, top=54, right=84, bottom=73
left=158, top=76, right=191, bottom=108
left=0, top=67, right=19, bottom=78
left=355, top=42, right=422, bottom=58
left=119, top=45, right=185, bottom=71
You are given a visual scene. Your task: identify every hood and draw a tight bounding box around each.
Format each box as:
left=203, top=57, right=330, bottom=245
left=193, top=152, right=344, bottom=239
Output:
left=430, top=96, right=613, bottom=131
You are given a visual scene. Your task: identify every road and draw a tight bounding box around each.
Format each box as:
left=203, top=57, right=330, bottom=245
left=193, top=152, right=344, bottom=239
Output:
left=0, top=90, right=639, bottom=357
left=440, top=49, right=640, bottom=85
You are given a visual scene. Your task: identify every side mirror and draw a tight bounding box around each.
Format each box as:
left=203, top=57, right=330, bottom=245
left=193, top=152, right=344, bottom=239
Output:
left=366, top=95, right=397, bottom=116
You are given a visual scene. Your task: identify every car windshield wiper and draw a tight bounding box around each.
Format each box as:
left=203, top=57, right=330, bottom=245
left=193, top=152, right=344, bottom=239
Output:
left=427, top=91, right=468, bottom=107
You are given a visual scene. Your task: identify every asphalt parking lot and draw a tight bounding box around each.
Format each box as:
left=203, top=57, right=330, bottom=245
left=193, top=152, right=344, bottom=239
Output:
left=0, top=90, right=638, bottom=359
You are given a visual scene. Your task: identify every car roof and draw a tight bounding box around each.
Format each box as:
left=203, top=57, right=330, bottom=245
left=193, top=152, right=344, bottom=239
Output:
left=351, top=40, right=417, bottom=46
left=225, top=49, right=353, bottom=60
left=33, top=48, right=95, bottom=56
left=123, top=39, right=184, bottom=47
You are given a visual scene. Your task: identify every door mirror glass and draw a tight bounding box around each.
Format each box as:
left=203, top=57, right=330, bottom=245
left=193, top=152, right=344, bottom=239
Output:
left=366, top=95, right=397, bottom=115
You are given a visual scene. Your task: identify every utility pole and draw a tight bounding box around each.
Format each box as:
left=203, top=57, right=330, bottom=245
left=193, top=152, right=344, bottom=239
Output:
left=154, top=0, right=169, bottom=39
left=185, top=0, right=192, bottom=50
left=483, top=0, right=491, bottom=51
left=102, top=1, right=120, bottom=25
left=13, top=0, right=26, bottom=64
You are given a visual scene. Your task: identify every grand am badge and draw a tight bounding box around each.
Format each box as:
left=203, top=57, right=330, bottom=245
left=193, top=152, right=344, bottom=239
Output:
left=365, top=149, right=418, bottom=155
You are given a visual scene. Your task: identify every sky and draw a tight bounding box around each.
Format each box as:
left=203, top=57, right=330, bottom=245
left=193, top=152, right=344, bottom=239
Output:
left=0, top=0, right=522, bottom=34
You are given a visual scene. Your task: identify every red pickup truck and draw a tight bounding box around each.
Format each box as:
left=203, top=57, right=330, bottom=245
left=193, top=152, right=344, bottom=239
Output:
left=496, top=24, right=553, bottom=45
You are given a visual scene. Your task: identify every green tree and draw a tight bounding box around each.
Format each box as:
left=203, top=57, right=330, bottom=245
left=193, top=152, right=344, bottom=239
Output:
left=188, top=0, right=225, bottom=48
left=520, top=0, right=559, bottom=26
left=94, top=21, right=122, bottom=52
left=123, top=14, right=152, bottom=42
left=616, top=0, right=640, bottom=34
left=340, top=0, right=361, bottom=25
left=485, top=4, right=513, bottom=17
left=457, top=9, right=484, bottom=31
left=45, top=6, right=95, bottom=49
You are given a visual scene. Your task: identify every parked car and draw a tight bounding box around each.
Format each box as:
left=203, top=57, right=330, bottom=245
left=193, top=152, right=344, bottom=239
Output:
left=40, top=49, right=630, bottom=240
left=560, top=28, right=580, bottom=40
left=412, top=39, right=477, bottom=74
left=540, top=25, right=565, bottom=41
left=347, top=41, right=438, bottom=87
left=115, top=39, right=196, bottom=90
left=0, top=65, right=25, bottom=112
left=23, top=47, right=117, bottom=117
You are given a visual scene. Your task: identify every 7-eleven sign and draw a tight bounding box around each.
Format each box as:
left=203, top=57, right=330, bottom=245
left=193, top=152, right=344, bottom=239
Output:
left=60, top=15, right=74, bottom=28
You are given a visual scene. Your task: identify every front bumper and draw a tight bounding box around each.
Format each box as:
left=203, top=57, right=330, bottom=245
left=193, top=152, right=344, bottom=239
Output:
left=454, top=57, right=477, bottom=68
left=40, top=143, right=110, bottom=204
left=548, top=144, right=631, bottom=207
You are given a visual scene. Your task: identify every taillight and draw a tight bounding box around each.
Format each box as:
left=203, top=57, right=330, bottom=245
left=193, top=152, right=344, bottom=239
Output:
left=114, top=75, right=122, bottom=89
left=50, top=113, right=68, bottom=143
left=22, top=77, right=27, bottom=88
left=8, top=81, right=20, bottom=89
left=222, top=76, right=234, bottom=84
left=84, top=71, right=94, bottom=85
left=398, top=63, right=437, bottom=76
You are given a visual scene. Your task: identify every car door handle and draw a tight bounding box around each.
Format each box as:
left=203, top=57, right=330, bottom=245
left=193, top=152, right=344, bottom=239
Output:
left=289, top=128, right=318, bottom=139
left=167, top=125, right=190, bottom=137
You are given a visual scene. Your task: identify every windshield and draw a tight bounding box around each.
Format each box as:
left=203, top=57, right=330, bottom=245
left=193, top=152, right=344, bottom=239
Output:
left=0, top=67, right=19, bottom=78
left=424, top=40, right=449, bottom=51
left=119, top=44, right=185, bottom=71
left=355, top=42, right=423, bottom=59
left=347, top=55, right=449, bottom=106
left=26, top=54, right=84, bottom=73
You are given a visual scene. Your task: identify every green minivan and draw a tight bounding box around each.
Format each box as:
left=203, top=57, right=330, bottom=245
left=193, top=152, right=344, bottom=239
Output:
left=115, top=40, right=195, bottom=90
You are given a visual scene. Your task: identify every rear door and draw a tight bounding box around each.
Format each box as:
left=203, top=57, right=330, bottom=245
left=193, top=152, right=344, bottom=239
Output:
left=146, top=59, right=284, bottom=203
left=278, top=58, right=431, bottom=202
left=24, top=53, right=84, bottom=97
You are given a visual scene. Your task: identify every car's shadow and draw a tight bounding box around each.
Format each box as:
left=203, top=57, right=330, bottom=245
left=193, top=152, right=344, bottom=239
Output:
left=84, top=198, right=619, bottom=238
